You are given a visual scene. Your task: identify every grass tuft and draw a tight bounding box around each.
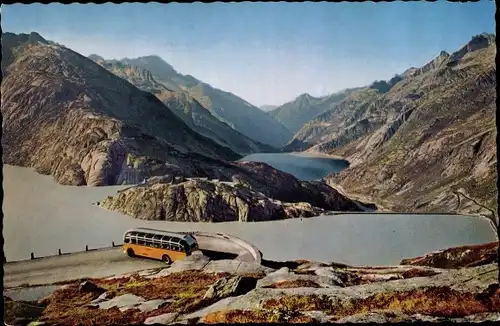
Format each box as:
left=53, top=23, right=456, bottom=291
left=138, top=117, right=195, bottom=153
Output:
left=203, top=309, right=317, bottom=323
left=39, top=271, right=235, bottom=325
left=262, top=285, right=500, bottom=319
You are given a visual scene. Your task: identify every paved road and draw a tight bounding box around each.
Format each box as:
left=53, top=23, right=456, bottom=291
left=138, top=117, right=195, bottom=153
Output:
left=4, top=247, right=166, bottom=288
left=4, top=233, right=257, bottom=288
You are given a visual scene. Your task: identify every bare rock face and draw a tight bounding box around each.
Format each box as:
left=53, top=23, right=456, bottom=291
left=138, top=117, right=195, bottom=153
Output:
left=400, top=242, right=498, bottom=269
left=233, top=161, right=366, bottom=212
left=98, top=160, right=366, bottom=222
left=203, top=276, right=257, bottom=301
left=291, top=34, right=497, bottom=216
left=92, top=58, right=275, bottom=155
left=1, top=32, right=240, bottom=186
left=102, top=55, right=294, bottom=148
left=99, top=178, right=330, bottom=222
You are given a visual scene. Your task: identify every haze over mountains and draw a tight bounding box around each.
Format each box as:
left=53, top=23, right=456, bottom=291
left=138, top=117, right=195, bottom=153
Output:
left=89, top=57, right=274, bottom=155
left=269, top=90, right=358, bottom=133
left=95, top=55, right=293, bottom=148
left=259, top=105, right=279, bottom=112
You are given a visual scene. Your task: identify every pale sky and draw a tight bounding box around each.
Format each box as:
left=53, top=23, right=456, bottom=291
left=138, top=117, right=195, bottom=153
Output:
left=2, top=2, right=496, bottom=107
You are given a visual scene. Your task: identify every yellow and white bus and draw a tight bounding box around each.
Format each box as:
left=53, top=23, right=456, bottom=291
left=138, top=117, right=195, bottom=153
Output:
left=122, top=227, right=199, bottom=264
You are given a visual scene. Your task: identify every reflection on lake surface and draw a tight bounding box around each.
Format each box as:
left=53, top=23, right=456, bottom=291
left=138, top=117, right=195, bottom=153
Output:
left=3, top=165, right=496, bottom=265
left=238, top=152, right=349, bottom=181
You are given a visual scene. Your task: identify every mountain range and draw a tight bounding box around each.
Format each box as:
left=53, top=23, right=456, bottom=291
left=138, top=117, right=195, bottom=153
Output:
left=88, top=57, right=275, bottom=155
left=1, top=32, right=242, bottom=186
left=102, top=55, right=293, bottom=148
left=1, top=31, right=496, bottom=217
left=297, top=33, right=497, bottom=216
left=269, top=90, right=358, bottom=133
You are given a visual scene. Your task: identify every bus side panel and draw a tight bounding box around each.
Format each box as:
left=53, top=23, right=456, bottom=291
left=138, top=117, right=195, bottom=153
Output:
left=122, top=244, right=186, bottom=261
left=149, top=247, right=186, bottom=261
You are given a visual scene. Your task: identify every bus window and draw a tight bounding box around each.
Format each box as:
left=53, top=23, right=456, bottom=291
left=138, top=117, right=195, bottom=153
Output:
left=180, top=240, right=189, bottom=253
left=124, top=237, right=130, bottom=244
left=144, top=234, right=154, bottom=247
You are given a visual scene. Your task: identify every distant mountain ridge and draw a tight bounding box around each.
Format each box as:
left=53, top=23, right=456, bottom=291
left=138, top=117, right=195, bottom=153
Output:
left=110, top=55, right=293, bottom=147
left=89, top=56, right=275, bottom=155
left=269, top=90, right=357, bottom=133
left=295, top=33, right=497, bottom=216
left=259, top=104, right=279, bottom=112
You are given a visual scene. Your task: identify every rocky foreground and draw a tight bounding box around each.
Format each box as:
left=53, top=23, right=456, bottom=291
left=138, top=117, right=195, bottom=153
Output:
left=4, top=242, right=499, bottom=325
left=98, top=161, right=371, bottom=222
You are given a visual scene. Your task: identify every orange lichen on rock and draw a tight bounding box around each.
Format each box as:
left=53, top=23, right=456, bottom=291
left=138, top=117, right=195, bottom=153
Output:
left=400, top=241, right=498, bottom=269
left=337, top=285, right=500, bottom=318
left=263, top=295, right=333, bottom=313
left=203, top=309, right=317, bottom=323
left=262, top=285, right=500, bottom=319
left=39, top=271, right=231, bottom=326
left=267, top=279, right=322, bottom=289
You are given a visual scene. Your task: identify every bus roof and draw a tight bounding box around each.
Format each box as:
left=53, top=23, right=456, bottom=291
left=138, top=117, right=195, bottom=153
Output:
left=124, top=227, right=195, bottom=242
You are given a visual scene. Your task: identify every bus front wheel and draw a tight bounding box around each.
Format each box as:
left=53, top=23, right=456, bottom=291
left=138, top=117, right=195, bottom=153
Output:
left=127, top=248, right=135, bottom=257
left=161, top=254, right=172, bottom=265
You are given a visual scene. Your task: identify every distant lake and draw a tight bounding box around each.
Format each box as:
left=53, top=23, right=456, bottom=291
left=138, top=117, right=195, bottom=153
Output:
left=238, top=152, right=349, bottom=181
left=3, top=165, right=496, bottom=265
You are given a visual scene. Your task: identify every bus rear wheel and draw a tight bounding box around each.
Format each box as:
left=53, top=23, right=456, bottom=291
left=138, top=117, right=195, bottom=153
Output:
left=161, top=254, right=172, bottom=265
left=127, top=248, right=135, bottom=257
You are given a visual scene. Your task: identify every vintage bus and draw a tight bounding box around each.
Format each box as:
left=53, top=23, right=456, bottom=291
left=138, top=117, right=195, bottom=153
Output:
left=122, top=227, right=199, bottom=264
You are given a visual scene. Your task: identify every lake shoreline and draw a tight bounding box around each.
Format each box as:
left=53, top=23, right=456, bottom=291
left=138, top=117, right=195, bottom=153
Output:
left=290, top=150, right=348, bottom=162
left=295, top=150, right=499, bottom=239
left=3, top=164, right=497, bottom=265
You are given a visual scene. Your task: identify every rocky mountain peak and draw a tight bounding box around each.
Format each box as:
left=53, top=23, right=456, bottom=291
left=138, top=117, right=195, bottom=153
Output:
left=88, top=54, right=105, bottom=62
left=439, top=50, right=450, bottom=57
left=448, top=33, right=496, bottom=64
left=122, top=55, right=177, bottom=75
left=2, top=31, right=48, bottom=46
left=467, top=33, right=495, bottom=51
left=413, top=50, right=450, bottom=76
left=298, top=93, right=313, bottom=100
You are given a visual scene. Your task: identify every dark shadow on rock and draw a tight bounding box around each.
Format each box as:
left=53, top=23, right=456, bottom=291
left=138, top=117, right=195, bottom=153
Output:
left=3, top=297, right=46, bottom=326
left=261, top=258, right=301, bottom=270
left=78, top=281, right=106, bottom=295
left=200, top=250, right=238, bottom=261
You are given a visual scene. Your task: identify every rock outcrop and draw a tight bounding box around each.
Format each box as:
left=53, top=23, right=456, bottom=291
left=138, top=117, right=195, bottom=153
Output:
left=232, top=161, right=368, bottom=212
left=9, top=241, right=498, bottom=325
left=3, top=297, right=46, bottom=326
left=98, top=161, right=367, bottom=222
left=400, top=241, right=498, bottom=269
left=1, top=32, right=242, bottom=186
left=291, top=33, right=497, bottom=216
left=99, top=178, right=328, bottom=222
